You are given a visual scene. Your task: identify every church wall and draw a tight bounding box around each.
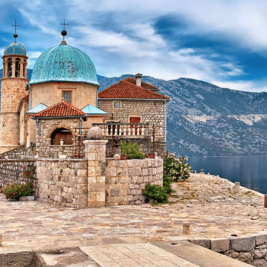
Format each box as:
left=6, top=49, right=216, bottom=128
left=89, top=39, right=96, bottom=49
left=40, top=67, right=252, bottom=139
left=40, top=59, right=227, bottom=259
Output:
left=0, top=113, right=19, bottom=153
left=36, top=118, right=80, bottom=158
left=0, top=78, right=28, bottom=112
left=0, top=78, right=29, bottom=153
left=31, top=82, right=98, bottom=110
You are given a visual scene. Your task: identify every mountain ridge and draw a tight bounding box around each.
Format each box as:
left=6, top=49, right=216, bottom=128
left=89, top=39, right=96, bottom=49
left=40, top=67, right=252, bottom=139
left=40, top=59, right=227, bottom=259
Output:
left=1, top=69, right=267, bottom=156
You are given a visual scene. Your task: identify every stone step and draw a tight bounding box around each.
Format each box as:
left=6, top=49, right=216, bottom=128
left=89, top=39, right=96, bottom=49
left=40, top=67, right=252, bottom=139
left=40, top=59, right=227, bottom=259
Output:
left=153, top=241, right=251, bottom=267
left=80, top=243, right=199, bottom=267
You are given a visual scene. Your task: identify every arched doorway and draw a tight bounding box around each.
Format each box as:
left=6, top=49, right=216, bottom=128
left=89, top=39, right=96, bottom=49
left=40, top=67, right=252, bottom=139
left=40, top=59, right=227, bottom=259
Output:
left=51, top=128, right=73, bottom=145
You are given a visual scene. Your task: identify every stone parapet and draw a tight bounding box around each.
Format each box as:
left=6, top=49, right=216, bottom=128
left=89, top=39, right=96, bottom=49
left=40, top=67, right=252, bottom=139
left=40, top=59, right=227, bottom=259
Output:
left=106, top=158, right=163, bottom=205
left=36, top=159, right=88, bottom=209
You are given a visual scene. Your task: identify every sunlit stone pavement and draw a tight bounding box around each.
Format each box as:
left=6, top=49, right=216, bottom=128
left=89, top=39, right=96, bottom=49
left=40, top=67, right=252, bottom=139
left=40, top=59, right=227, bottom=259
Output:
left=0, top=173, right=266, bottom=253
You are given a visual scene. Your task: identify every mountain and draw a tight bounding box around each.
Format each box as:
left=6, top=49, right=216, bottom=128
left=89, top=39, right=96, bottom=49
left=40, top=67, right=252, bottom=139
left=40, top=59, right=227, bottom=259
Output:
left=2, top=69, right=267, bottom=156
left=99, top=75, right=267, bottom=156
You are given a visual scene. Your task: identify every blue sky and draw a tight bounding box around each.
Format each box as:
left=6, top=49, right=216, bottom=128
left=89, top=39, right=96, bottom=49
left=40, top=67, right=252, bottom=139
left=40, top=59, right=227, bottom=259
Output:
left=1, top=0, right=267, bottom=92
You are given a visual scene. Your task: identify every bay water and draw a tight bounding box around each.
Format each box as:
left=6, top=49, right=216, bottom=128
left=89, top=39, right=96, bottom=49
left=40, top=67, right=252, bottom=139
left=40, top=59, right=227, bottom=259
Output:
left=188, top=155, right=267, bottom=194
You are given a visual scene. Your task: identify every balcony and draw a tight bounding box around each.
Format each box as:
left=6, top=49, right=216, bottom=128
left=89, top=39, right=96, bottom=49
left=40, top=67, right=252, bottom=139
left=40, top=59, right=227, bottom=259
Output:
left=92, top=122, right=154, bottom=138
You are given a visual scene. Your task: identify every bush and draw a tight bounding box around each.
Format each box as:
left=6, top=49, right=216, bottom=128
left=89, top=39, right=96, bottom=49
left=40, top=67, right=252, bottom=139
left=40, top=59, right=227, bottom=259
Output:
left=3, top=182, right=34, bottom=201
left=120, top=141, right=145, bottom=159
left=164, top=154, right=191, bottom=181
left=142, top=183, right=169, bottom=204
left=163, top=174, right=175, bottom=194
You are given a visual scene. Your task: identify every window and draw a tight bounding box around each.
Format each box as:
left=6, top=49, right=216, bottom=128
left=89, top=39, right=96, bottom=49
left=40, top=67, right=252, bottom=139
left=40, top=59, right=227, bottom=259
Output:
left=62, top=91, right=72, bottom=104
left=15, top=58, right=20, bottom=77
left=114, top=101, right=121, bottom=108
left=7, top=58, right=12, bottom=77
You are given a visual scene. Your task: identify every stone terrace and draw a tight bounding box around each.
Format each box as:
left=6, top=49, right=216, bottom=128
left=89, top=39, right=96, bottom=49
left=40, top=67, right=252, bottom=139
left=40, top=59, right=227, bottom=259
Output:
left=0, top=173, right=266, bottom=252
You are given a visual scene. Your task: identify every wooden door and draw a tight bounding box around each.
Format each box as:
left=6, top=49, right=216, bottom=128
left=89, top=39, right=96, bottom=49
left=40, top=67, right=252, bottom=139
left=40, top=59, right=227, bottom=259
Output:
left=130, top=117, right=141, bottom=135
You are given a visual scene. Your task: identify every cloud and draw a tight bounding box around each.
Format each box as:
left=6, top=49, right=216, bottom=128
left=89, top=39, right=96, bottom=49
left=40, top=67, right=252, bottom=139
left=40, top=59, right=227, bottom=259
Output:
left=2, top=0, right=267, bottom=92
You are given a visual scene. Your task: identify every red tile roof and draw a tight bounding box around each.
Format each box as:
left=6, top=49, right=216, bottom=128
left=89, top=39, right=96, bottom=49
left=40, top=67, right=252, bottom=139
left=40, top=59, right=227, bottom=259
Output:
left=124, top=77, right=158, bottom=90
left=98, top=80, right=169, bottom=100
left=33, top=100, right=86, bottom=117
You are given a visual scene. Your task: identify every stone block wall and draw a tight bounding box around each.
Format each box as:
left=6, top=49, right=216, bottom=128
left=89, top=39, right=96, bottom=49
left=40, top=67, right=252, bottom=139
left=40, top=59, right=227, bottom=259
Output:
left=36, top=118, right=80, bottom=159
left=191, top=234, right=267, bottom=266
left=0, top=159, right=36, bottom=189
left=106, top=158, right=163, bottom=205
left=37, top=159, right=88, bottom=209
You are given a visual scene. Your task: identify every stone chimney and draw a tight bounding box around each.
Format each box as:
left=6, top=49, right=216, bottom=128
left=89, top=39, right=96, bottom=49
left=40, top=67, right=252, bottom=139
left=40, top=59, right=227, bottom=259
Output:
left=135, top=73, right=142, bottom=87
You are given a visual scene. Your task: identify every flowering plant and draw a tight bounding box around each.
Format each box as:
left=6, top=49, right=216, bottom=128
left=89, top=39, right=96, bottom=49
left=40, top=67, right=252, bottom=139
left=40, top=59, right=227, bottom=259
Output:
left=3, top=182, right=34, bottom=201
left=23, top=166, right=35, bottom=180
left=164, top=154, right=191, bottom=181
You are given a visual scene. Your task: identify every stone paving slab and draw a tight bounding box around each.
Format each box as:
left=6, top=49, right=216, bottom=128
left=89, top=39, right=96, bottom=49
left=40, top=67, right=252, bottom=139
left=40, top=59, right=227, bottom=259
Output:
left=80, top=243, right=199, bottom=267
left=1, top=173, right=267, bottom=252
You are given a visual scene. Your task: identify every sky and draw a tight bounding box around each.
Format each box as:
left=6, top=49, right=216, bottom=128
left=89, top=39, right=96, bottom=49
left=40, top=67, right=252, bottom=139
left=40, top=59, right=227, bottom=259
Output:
left=1, top=0, right=267, bottom=92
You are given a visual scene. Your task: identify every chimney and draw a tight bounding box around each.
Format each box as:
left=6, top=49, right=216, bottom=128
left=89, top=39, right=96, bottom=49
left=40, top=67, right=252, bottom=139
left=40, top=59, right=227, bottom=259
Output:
left=135, top=73, right=142, bottom=87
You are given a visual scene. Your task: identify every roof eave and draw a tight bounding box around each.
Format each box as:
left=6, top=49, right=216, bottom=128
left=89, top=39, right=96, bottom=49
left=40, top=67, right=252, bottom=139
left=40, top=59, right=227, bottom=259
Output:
left=32, top=115, right=87, bottom=120
left=98, top=98, right=170, bottom=101
left=27, top=80, right=100, bottom=87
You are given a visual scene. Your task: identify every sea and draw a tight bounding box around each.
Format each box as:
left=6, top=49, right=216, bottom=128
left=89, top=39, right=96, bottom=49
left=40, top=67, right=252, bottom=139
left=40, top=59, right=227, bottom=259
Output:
left=188, top=155, right=267, bottom=194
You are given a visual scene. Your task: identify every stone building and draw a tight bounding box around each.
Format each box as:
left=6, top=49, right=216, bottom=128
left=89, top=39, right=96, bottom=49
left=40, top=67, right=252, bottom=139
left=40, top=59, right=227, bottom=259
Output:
left=0, top=25, right=169, bottom=208
left=0, top=26, right=169, bottom=159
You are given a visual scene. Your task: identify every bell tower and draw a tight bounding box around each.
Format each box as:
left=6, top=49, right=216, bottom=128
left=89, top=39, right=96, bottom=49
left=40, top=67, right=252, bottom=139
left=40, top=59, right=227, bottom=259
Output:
left=0, top=21, right=29, bottom=153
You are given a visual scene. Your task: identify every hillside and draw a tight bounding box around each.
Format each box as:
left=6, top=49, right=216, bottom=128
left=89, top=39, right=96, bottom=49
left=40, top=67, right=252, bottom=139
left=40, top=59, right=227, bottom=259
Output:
left=2, top=69, right=267, bottom=156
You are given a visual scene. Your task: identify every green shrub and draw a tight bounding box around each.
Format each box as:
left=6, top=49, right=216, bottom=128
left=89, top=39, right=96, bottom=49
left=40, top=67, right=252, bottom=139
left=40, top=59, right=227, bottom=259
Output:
left=120, top=141, right=145, bottom=159
left=142, top=183, right=169, bottom=204
left=163, top=174, right=175, bottom=194
left=164, top=154, right=191, bottom=181
left=3, top=182, right=34, bottom=201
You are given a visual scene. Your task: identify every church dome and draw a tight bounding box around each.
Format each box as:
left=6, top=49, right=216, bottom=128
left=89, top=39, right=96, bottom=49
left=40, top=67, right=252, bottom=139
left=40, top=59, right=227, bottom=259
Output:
left=29, top=43, right=99, bottom=86
left=4, top=42, right=26, bottom=56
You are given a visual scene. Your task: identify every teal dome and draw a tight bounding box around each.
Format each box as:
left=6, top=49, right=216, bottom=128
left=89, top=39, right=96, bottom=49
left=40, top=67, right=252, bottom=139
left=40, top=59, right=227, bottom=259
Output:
left=4, top=42, right=26, bottom=56
left=29, top=43, right=99, bottom=86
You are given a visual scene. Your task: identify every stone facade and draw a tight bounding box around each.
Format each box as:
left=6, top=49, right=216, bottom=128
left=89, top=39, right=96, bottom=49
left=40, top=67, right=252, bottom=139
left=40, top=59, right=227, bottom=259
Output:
left=98, top=99, right=167, bottom=140
left=106, top=158, right=163, bottom=205
left=0, top=159, right=36, bottom=189
left=37, top=159, right=88, bottom=209
left=98, top=99, right=167, bottom=157
left=0, top=77, right=29, bottom=153
left=36, top=119, right=78, bottom=158
left=191, top=234, right=267, bottom=266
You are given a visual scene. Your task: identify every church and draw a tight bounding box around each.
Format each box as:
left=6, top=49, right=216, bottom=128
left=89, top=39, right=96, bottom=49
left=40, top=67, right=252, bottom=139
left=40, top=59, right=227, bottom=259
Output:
left=0, top=24, right=170, bottom=158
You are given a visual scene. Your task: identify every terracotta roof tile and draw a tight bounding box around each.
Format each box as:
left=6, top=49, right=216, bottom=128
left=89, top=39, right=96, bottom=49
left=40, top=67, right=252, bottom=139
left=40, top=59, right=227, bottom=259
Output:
left=98, top=80, right=169, bottom=100
left=33, top=100, right=86, bottom=117
left=124, top=77, right=158, bottom=90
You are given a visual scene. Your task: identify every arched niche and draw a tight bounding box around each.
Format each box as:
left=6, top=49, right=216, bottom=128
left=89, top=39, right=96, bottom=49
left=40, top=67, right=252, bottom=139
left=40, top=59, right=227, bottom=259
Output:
left=51, top=128, right=73, bottom=145
left=7, top=58, right=12, bottom=77
left=15, top=58, right=20, bottom=77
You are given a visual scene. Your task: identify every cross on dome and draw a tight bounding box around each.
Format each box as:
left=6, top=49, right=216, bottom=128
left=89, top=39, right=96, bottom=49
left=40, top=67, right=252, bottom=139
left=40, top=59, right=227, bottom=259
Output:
left=12, top=20, right=20, bottom=41
left=60, top=19, right=69, bottom=43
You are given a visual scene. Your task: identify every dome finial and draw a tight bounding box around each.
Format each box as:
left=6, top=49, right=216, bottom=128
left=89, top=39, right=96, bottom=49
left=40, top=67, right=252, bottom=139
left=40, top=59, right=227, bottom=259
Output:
left=12, top=20, right=20, bottom=41
left=60, top=19, right=69, bottom=44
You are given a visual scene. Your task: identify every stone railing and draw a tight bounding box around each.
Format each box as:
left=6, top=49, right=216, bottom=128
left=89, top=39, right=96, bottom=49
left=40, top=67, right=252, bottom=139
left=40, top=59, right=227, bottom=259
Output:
left=92, top=122, right=153, bottom=138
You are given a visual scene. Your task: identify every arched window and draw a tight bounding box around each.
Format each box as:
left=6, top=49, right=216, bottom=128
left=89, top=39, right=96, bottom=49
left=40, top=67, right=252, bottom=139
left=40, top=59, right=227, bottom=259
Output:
left=15, top=58, right=20, bottom=77
left=51, top=128, right=73, bottom=145
left=7, top=58, right=12, bottom=77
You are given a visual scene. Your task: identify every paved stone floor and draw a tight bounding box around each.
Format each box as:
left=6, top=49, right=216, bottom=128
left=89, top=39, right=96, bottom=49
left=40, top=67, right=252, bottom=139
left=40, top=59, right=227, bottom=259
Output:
left=0, top=173, right=267, bottom=253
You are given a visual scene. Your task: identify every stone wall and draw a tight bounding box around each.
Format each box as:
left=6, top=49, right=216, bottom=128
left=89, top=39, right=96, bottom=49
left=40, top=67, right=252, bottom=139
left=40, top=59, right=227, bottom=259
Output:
left=106, top=158, right=163, bottom=205
left=36, top=119, right=80, bottom=159
left=191, top=235, right=267, bottom=266
left=37, top=159, right=88, bottom=209
left=0, top=159, right=36, bottom=189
